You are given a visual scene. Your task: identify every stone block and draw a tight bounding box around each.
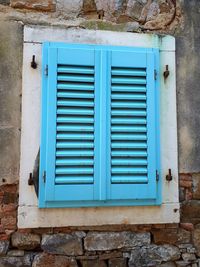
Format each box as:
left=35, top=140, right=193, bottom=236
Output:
left=124, top=22, right=140, bottom=32
left=41, top=233, right=83, bottom=256
left=129, top=245, right=180, bottom=267
left=182, top=252, right=196, bottom=261
left=192, top=173, right=200, bottom=199
left=10, top=0, right=56, bottom=11
left=84, top=231, right=150, bottom=251
left=177, top=228, right=191, bottom=244
left=159, top=262, right=176, bottom=267
left=56, top=0, right=82, bottom=18
left=32, top=253, right=78, bottom=267
left=0, top=0, right=10, bottom=4
left=0, top=240, right=9, bottom=255
left=99, top=251, right=123, bottom=260
left=0, top=255, right=31, bottom=267
left=11, top=232, right=41, bottom=250
left=82, top=0, right=96, bottom=12
left=181, top=200, right=200, bottom=224
left=178, top=243, right=196, bottom=252
left=175, top=260, right=191, bottom=267
left=193, top=228, right=200, bottom=256
left=108, top=258, right=127, bottom=267
left=81, top=260, right=107, bottom=267
left=7, top=249, right=25, bottom=256
left=125, top=0, right=144, bottom=20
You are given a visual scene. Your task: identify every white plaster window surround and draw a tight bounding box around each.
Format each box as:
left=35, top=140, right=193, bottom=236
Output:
left=18, top=26, right=179, bottom=228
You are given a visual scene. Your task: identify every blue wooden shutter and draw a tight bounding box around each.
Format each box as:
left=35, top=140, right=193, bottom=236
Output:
left=39, top=43, right=160, bottom=208
left=107, top=48, right=160, bottom=202
left=39, top=43, right=99, bottom=207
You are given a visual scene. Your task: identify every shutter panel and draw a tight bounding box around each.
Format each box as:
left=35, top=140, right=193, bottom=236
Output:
left=108, top=49, right=159, bottom=201
left=40, top=44, right=98, bottom=206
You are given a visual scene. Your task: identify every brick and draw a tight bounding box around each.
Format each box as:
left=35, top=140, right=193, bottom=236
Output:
left=0, top=234, right=10, bottom=240
left=1, top=215, right=17, bottom=230
left=185, top=189, right=193, bottom=200
left=0, top=184, right=18, bottom=194
left=179, top=179, right=192, bottom=188
left=165, top=224, right=179, bottom=229
left=32, top=228, right=53, bottom=235
left=152, top=229, right=178, bottom=245
left=180, top=223, right=194, bottom=231
left=10, top=0, right=56, bottom=12
left=152, top=224, right=166, bottom=229
left=179, top=173, right=192, bottom=181
left=1, top=203, right=17, bottom=212
left=2, top=192, right=18, bottom=204
left=17, top=229, right=32, bottom=234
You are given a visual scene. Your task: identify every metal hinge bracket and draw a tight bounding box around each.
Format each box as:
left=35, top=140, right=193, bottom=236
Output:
left=156, top=170, right=159, bottom=181
left=45, top=65, right=48, bottom=76
left=154, top=69, right=157, bottom=80
left=43, top=171, right=46, bottom=183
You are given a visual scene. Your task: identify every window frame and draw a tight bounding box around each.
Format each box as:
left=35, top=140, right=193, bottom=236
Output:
left=18, top=26, right=179, bottom=228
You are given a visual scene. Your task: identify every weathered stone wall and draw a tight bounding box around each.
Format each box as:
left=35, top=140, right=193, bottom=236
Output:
left=0, top=0, right=200, bottom=267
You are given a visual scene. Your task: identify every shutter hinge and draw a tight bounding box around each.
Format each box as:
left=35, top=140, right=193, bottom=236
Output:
left=43, top=171, right=46, bottom=183
left=154, top=69, right=157, bottom=80
left=156, top=170, right=159, bottom=181
left=45, top=65, right=48, bottom=76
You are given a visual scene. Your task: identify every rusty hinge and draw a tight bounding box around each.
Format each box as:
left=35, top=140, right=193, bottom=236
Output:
left=28, top=173, right=34, bottom=185
left=156, top=170, right=159, bottom=181
left=154, top=69, right=157, bottom=80
left=163, top=65, right=170, bottom=80
left=166, top=169, right=173, bottom=181
left=43, top=171, right=46, bottom=183
left=45, top=65, right=48, bottom=76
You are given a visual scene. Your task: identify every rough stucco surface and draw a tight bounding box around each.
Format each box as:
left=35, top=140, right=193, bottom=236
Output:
left=176, top=0, right=200, bottom=173
left=0, top=21, right=22, bottom=184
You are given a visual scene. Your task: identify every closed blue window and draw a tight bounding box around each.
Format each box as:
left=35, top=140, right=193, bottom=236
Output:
left=39, top=42, right=160, bottom=208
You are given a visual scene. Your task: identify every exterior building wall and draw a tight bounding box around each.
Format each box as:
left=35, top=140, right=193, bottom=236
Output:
left=0, top=0, right=200, bottom=266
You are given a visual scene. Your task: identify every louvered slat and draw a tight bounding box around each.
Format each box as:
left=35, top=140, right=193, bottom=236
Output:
left=111, top=66, right=148, bottom=184
left=55, top=64, right=95, bottom=185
